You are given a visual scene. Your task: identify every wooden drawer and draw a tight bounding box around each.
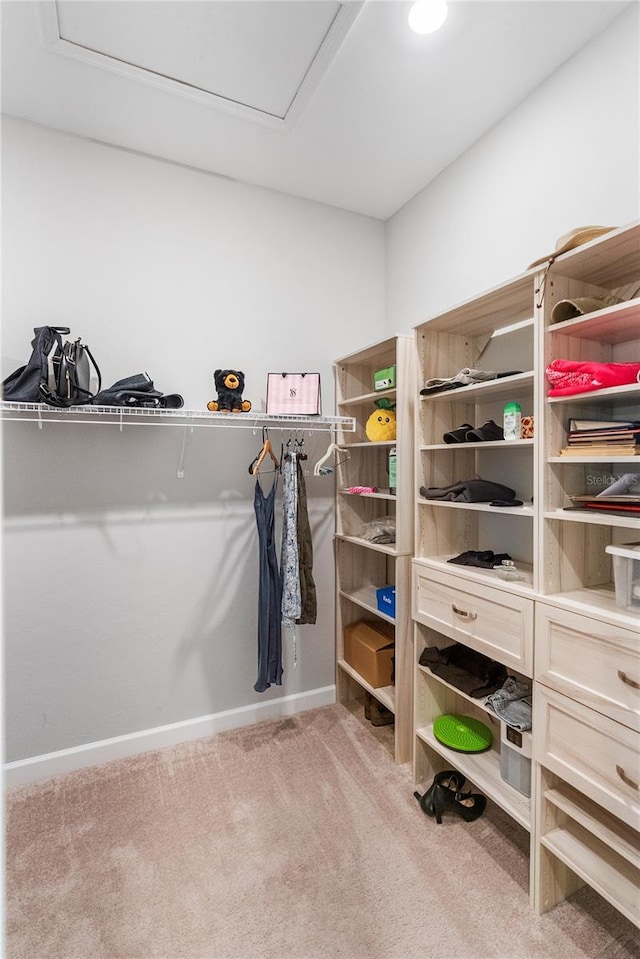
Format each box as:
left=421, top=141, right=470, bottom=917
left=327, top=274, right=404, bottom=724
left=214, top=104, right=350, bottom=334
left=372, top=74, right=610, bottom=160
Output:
left=536, top=604, right=640, bottom=732
left=412, top=563, right=533, bottom=674
left=534, top=685, right=640, bottom=832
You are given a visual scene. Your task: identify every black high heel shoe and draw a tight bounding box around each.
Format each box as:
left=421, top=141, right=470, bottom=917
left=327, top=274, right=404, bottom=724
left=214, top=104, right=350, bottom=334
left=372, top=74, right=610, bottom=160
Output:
left=413, top=770, right=466, bottom=818
left=432, top=782, right=486, bottom=824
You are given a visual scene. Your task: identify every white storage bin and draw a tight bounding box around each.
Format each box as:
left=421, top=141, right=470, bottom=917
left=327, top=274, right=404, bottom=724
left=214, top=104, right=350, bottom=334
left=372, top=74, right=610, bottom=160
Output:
left=499, top=723, right=532, bottom=797
left=605, top=542, right=640, bottom=613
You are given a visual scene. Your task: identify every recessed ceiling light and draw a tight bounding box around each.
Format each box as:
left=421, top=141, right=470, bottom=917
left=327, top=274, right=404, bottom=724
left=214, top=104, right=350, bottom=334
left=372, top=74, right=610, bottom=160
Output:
left=408, top=0, right=448, bottom=35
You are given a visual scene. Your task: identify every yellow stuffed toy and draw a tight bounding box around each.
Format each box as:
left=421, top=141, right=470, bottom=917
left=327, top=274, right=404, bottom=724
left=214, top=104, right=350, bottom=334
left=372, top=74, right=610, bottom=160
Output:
left=365, top=399, right=397, bottom=442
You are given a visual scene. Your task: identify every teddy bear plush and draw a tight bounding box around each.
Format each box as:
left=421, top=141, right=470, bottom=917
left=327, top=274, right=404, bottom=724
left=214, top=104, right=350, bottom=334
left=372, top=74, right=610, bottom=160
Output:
left=207, top=369, right=252, bottom=413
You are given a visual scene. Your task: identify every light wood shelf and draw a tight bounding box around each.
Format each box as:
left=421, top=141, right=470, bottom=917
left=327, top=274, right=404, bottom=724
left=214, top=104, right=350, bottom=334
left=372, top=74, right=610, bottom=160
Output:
left=545, top=784, right=640, bottom=870
left=420, top=371, right=534, bottom=404
left=338, top=586, right=395, bottom=624
left=337, top=660, right=395, bottom=713
left=541, top=823, right=639, bottom=927
left=416, top=725, right=531, bottom=830
left=534, top=220, right=640, bottom=926
left=335, top=335, right=415, bottom=765
left=413, top=221, right=640, bottom=926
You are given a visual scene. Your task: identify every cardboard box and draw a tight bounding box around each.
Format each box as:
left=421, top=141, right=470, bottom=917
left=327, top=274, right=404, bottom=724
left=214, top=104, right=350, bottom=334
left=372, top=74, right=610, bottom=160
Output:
left=374, top=365, right=396, bottom=391
left=376, top=585, right=396, bottom=619
left=343, top=619, right=395, bottom=688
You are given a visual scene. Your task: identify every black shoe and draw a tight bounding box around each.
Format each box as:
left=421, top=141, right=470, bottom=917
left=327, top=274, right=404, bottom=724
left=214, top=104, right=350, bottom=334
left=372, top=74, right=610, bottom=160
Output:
left=364, top=691, right=373, bottom=721
left=369, top=697, right=394, bottom=726
left=465, top=420, right=504, bottom=442
left=414, top=770, right=466, bottom=817
left=442, top=423, right=475, bottom=444
left=432, top=782, right=486, bottom=824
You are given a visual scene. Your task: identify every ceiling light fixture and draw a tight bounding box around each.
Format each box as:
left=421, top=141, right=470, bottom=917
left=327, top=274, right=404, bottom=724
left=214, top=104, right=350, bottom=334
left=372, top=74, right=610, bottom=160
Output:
left=408, top=0, right=448, bottom=35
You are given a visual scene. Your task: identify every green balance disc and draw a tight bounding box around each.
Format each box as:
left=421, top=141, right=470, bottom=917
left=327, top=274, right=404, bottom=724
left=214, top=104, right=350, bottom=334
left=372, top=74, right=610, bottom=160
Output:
left=433, top=713, right=493, bottom=752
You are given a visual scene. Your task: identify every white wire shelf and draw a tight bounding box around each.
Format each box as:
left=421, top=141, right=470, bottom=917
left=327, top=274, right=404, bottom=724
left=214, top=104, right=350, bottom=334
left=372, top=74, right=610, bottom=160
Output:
left=0, top=402, right=356, bottom=432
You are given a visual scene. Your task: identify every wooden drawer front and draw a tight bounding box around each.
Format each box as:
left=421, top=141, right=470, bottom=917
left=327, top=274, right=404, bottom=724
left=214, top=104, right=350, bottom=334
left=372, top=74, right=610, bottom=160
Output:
left=536, top=604, right=640, bottom=732
left=534, top=685, right=640, bottom=832
left=412, top=564, right=533, bottom=674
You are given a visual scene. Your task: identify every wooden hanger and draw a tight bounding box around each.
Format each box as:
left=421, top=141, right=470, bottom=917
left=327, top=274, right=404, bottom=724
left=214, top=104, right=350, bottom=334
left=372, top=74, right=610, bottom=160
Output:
left=251, top=432, right=280, bottom=476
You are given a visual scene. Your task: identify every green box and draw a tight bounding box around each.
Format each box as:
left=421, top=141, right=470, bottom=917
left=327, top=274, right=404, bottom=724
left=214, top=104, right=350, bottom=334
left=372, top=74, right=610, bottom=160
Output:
left=374, top=365, right=396, bottom=391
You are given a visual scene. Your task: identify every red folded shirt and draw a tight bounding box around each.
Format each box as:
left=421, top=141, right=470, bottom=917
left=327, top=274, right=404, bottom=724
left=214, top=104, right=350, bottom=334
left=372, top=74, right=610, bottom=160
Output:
left=546, top=359, right=640, bottom=396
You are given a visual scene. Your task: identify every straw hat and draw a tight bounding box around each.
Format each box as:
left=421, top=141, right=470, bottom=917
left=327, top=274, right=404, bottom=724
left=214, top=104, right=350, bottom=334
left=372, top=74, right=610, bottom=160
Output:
left=551, top=294, right=623, bottom=324
left=527, top=226, right=615, bottom=269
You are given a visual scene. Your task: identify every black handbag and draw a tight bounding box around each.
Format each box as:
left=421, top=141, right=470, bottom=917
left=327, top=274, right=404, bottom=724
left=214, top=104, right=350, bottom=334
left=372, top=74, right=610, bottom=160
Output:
left=92, top=373, right=183, bottom=409
left=2, top=326, right=101, bottom=407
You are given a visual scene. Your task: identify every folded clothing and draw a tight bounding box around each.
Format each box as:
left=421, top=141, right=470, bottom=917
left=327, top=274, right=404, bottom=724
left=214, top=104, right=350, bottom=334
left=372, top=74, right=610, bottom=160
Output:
left=485, top=676, right=532, bottom=731
left=546, top=359, right=640, bottom=397
left=419, top=644, right=507, bottom=698
left=420, top=369, right=522, bottom=396
left=448, top=550, right=513, bottom=569
left=420, top=477, right=516, bottom=503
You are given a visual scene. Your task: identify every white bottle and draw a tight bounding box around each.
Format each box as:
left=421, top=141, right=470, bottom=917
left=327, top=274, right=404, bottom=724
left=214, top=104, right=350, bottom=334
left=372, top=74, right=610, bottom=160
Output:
left=388, top=448, right=397, bottom=495
left=503, top=402, right=522, bottom=441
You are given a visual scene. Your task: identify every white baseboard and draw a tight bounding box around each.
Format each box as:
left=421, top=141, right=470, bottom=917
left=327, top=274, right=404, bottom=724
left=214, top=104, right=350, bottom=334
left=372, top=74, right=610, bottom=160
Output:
left=4, top=685, right=336, bottom=790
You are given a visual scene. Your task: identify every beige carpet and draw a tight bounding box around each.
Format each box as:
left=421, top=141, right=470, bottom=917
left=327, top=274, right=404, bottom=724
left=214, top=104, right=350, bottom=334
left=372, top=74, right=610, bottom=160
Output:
left=5, top=704, right=639, bottom=959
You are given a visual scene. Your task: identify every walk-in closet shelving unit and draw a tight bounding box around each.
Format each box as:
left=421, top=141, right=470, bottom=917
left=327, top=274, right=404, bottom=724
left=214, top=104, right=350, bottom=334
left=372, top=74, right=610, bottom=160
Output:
left=334, top=336, right=415, bottom=764
left=532, top=222, right=640, bottom=926
left=412, top=274, right=537, bottom=835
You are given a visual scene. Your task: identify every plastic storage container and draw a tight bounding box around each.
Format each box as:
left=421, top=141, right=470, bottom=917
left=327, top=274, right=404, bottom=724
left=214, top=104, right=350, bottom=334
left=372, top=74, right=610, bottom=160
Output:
left=503, top=401, right=522, bottom=441
left=388, top=447, right=397, bottom=495
left=499, top=723, right=532, bottom=797
left=605, top=542, right=640, bottom=612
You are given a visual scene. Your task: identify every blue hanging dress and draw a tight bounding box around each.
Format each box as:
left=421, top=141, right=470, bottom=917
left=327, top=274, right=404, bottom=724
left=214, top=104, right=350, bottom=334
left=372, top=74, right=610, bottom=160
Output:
left=253, top=473, right=283, bottom=693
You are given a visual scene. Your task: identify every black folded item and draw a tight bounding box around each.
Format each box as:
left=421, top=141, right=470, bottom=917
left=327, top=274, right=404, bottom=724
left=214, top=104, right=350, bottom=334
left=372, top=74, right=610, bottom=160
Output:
left=419, top=645, right=507, bottom=698
left=447, top=550, right=513, bottom=569
left=92, top=373, right=184, bottom=409
left=420, top=477, right=516, bottom=503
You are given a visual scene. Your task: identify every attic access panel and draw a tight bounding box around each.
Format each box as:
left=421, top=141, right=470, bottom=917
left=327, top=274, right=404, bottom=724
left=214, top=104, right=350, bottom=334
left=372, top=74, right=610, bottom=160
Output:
left=39, top=1, right=362, bottom=127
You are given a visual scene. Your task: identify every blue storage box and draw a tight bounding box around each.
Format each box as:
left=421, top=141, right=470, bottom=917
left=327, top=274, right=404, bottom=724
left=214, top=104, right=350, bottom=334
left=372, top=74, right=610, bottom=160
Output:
left=376, top=585, right=396, bottom=619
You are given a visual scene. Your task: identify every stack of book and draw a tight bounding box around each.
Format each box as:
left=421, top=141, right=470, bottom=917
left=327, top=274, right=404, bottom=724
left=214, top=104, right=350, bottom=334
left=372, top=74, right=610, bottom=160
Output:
left=568, top=494, right=640, bottom=516
left=568, top=470, right=640, bottom=517
left=558, top=418, right=640, bottom=456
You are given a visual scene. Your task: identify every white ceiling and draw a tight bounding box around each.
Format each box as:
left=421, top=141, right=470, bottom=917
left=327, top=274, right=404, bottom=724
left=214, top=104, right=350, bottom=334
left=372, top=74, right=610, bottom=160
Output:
left=1, top=0, right=632, bottom=219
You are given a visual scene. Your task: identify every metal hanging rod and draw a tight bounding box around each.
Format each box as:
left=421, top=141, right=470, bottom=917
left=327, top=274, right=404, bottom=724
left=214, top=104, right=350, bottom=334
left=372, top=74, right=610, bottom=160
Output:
left=0, top=401, right=356, bottom=432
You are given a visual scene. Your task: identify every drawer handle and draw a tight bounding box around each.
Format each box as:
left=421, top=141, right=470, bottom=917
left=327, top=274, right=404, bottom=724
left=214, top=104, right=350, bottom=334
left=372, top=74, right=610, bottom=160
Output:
left=451, top=604, right=477, bottom=621
left=617, top=670, right=640, bottom=690
left=616, top=765, right=640, bottom=792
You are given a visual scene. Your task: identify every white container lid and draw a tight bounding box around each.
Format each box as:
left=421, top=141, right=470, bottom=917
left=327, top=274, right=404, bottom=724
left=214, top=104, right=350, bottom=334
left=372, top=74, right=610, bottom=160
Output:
left=605, top=542, right=640, bottom=560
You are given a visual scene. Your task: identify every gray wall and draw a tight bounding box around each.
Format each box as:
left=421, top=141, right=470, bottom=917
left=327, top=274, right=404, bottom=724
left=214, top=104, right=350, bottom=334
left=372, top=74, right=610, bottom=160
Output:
left=2, top=118, right=386, bottom=762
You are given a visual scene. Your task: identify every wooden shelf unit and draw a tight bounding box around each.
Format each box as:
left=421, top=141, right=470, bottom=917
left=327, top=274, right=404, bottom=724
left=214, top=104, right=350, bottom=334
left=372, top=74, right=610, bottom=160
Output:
left=533, top=221, right=640, bottom=926
left=412, top=221, right=640, bottom=925
left=334, top=336, right=415, bottom=764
